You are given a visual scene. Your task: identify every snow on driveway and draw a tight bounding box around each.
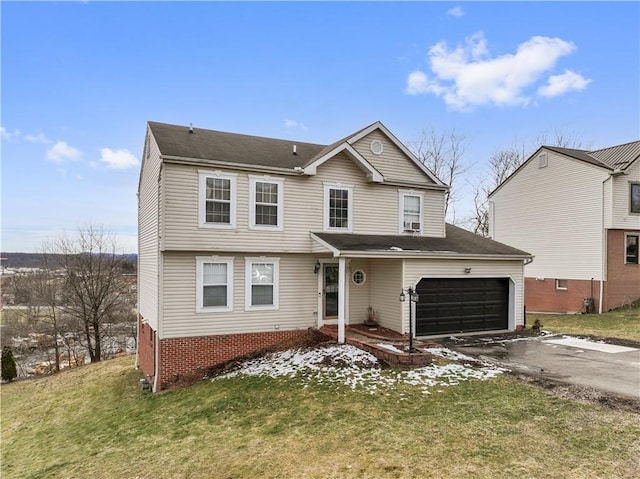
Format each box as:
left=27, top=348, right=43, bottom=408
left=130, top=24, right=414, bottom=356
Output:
left=213, top=344, right=507, bottom=395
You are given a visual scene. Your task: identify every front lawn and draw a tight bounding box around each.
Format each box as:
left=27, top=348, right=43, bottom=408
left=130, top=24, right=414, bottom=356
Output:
left=2, top=352, right=639, bottom=479
left=529, top=304, right=640, bottom=342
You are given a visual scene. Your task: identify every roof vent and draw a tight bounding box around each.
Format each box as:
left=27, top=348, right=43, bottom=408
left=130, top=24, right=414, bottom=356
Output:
left=293, top=144, right=297, bottom=155
left=189, top=123, right=194, bottom=134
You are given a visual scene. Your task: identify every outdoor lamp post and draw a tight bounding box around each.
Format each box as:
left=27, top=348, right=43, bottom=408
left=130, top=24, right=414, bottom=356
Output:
left=400, top=286, right=419, bottom=353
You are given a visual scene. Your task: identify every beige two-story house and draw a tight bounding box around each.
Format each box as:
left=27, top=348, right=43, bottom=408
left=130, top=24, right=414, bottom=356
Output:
left=137, top=121, right=531, bottom=391
left=489, top=141, right=640, bottom=314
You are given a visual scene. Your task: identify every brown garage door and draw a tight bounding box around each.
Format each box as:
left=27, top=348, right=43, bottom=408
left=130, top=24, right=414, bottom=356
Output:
left=415, top=278, right=509, bottom=335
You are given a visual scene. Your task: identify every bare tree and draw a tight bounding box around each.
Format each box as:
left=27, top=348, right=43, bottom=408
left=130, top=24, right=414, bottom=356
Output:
left=408, top=127, right=469, bottom=221
left=44, top=225, right=129, bottom=363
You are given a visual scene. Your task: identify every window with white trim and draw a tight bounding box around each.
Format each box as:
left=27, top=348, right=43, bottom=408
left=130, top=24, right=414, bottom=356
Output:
left=631, top=183, right=640, bottom=214
left=198, top=171, right=237, bottom=228
left=399, top=191, right=423, bottom=233
left=249, top=176, right=284, bottom=229
left=323, top=184, right=353, bottom=232
left=625, top=234, right=639, bottom=264
left=196, top=257, right=234, bottom=312
left=245, top=258, right=279, bottom=310
left=555, top=279, right=568, bottom=290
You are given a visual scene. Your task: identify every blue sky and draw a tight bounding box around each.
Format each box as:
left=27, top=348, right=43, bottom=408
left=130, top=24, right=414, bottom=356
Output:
left=2, top=1, right=639, bottom=253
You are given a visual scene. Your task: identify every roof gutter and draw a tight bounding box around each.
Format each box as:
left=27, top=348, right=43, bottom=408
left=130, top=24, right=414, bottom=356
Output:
left=161, top=155, right=304, bottom=176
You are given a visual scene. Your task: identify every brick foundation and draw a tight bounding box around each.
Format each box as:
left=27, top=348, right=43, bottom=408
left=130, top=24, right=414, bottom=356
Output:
left=158, top=329, right=308, bottom=390
left=137, top=315, right=156, bottom=381
left=524, top=277, right=600, bottom=314
left=605, top=230, right=640, bottom=310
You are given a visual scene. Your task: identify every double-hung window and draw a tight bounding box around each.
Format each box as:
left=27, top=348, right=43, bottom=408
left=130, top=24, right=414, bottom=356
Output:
left=631, top=183, right=640, bottom=214
left=249, top=176, right=284, bottom=230
left=324, top=184, right=353, bottom=232
left=245, top=258, right=279, bottom=310
left=399, top=191, right=424, bottom=233
left=196, top=257, right=234, bottom=312
left=625, top=234, right=639, bottom=264
left=199, top=171, right=237, bottom=228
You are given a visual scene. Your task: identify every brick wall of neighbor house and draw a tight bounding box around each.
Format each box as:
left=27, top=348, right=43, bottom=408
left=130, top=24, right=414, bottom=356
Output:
left=157, top=330, right=307, bottom=389
left=138, top=315, right=156, bottom=380
left=524, top=277, right=601, bottom=314
left=604, top=229, right=640, bottom=310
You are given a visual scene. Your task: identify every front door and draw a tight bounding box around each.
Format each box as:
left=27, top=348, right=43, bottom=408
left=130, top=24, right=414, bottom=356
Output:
left=323, top=264, right=339, bottom=319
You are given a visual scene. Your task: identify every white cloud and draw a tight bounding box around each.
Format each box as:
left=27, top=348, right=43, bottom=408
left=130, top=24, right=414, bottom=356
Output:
left=447, top=6, right=465, bottom=18
left=406, top=32, right=588, bottom=110
left=538, top=69, right=592, bottom=97
left=1, top=127, right=21, bottom=141
left=46, top=141, right=82, bottom=163
left=284, top=119, right=308, bottom=131
left=99, top=148, right=139, bottom=170
left=24, top=132, right=51, bottom=144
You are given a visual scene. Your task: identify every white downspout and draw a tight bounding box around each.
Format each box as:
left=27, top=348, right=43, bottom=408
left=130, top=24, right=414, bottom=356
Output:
left=600, top=176, right=605, bottom=314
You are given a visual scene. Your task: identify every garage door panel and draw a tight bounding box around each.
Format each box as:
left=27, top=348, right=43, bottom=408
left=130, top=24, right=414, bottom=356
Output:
left=416, top=278, right=509, bottom=335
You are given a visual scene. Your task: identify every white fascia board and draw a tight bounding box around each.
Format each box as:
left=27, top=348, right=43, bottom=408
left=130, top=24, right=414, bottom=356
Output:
left=303, top=143, right=384, bottom=182
left=347, top=121, right=447, bottom=187
left=339, top=250, right=533, bottom=261
left=309, top=233, right=342, bottom=257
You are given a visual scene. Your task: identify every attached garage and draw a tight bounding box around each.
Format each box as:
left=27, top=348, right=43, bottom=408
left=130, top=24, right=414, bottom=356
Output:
left=415, top=277, right=510, bottom=335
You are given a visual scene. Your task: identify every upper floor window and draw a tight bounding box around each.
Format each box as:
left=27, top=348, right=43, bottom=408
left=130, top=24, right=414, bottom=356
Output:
left=199, top=171, right=237, bottom=229
left=630, top=183, right=640, bottom=214
left=249, top=176, right=284, bottom=230
left=625, top=234, right=639, bottom=264
left=324, top=184, right=353, bottom=232
left=399, top=191, right=424, bottom=233
left=245, top=258, right=279, bottom=310
left=196, top=256, right=234, bottom=312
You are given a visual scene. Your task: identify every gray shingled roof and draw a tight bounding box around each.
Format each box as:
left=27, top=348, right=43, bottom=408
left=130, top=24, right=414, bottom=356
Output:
left=314, top=224, right=531, bottom=258
left=148, top=121, right=326, bottom=169
left=546, top=140, right=640, bottom=171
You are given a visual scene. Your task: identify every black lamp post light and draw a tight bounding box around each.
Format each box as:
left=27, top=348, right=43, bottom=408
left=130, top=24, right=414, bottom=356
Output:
left=399, top=286, right=419, bottom=353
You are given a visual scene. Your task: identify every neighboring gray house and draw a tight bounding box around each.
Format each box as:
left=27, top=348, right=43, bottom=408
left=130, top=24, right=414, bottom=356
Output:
left=489, top=141, right=640, bottom=313
left=137, top=121, right=531, bottom=391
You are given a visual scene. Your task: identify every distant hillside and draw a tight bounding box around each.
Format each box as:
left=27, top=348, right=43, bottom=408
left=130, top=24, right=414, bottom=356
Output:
left=0, top=252, right=137, bottom=269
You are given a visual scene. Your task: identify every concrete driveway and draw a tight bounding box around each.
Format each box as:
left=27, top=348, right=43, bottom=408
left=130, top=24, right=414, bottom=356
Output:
left=445, top=334, right=640, bottom=400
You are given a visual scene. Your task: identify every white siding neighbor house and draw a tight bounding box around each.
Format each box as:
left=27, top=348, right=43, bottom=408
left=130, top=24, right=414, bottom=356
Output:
left=489, top=141, right=640, bottom=314
left=137, top=121, right=532, bottom=391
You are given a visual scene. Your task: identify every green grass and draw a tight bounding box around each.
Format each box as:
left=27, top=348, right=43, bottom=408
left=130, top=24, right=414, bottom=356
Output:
left=2, top=356, right=639, bottom=479
left=529, top=304, right=640, bottom=342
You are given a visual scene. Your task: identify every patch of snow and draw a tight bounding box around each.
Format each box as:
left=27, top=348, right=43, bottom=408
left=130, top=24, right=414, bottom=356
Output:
left=376, top=343, right=404, bottom=353
left=213, top=344, right=506, bottom=395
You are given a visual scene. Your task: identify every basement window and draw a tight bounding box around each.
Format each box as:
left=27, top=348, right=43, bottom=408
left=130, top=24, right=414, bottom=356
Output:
left=625, top=234, right=639, bottom=264
left=555, top=279, right=568, bottom=290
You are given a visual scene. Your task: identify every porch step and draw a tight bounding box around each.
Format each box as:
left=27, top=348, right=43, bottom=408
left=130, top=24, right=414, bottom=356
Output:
left=319, top=325, right=432, bottom=368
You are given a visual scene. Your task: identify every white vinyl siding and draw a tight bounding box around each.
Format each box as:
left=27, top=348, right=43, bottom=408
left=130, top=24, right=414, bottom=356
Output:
left=347, top=259, right=371, bottom=325
left=610, top=161, right=640, bottom=229
left=367, top=259, right=403, bottom=333
left=351, top=129, right=434, bottom=186
left=162, top=157, right=448, bottom=253
left=196, top=257, right=233, bottom=313
left=198, top=170, right=237, bottom=229
left=403, top=258, right=525, bottom=330
left=137, top=130, right=162, bottom=330
left=245, top=257, right=280, bottom=310
left=490, top=151, right=609, bottom=281
left=249, top=176, right=284, bottom=230
left=161, top=253, right=317, bottom=338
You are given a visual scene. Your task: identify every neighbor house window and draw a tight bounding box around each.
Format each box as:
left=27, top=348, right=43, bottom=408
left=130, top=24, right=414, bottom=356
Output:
left=196, top=256, right=234, bottom=312
left=555, top=279, right=568, bottom=290
left=199, top=171, right=237, bottom=228
left=626, top=234, right=639, bottom=264
left=249, top=176, right=284, bottom=230
left=323, top=184, right=353, bottom=232
left=631, top=183, right=640, bottom=214
left=399, top=191, right=424, bottom=233
left=245, top=258, right=279, bottom=310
